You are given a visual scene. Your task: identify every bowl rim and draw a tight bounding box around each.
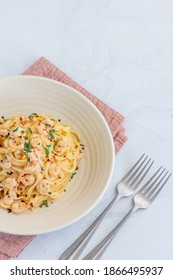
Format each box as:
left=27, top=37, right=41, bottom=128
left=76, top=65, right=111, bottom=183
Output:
left=0, top=75, right=115, bottom=234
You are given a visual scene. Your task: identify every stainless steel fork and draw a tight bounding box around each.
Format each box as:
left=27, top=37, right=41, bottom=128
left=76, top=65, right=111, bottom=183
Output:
left=83, top=167, right=171, bottom=260
left=59, top=154, right=154, bottom=260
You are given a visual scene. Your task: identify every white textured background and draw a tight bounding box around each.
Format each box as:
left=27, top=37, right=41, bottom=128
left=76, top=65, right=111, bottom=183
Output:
left=0, top=0, right=173, bottom=259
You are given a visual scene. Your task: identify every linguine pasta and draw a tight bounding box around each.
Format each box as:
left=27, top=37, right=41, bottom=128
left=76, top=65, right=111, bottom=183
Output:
left=0, top=113, right=84, bottom=214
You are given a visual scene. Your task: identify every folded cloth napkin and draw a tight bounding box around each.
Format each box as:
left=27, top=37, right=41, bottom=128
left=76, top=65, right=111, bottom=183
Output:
left=0, top=57, right=127, bottom=260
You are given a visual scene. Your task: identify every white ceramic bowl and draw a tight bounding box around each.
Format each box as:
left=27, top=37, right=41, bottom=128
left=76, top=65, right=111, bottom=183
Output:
left=0, top=76, right=115, bottom=235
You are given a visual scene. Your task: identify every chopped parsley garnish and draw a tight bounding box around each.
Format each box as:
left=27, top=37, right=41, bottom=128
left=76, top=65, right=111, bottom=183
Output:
left=43, top=200, right=49, bottom=207
left=46, top=144, right=51, bottom=148
left=24, top=142, right=30, bottom=148
left=28, top=127, right=32, bottom=134
left=4, top=119, right=8, bottom=122
left=13, top=127, right=18, bottom=132
left=29, top=113, right=38, bottom=120
left=80, top=144, right=85, bottom=147
left=21, top=130, right=25, bottom=134
left=29, top=115, right=33, bottom=120
left=48, top=192, right=52, bottom=195
left=45, top=149, right=49, bottom=157
left=53, top=139, right=59, bottom=147
left=5, top=134, right=9, bottom=139
left=71, top=172, right=77, bottom=179
left=0, top=181, right=2, bottom=184
left=40, top=164, right=44, bottom=170
left=49, top=130, right=55, bottom=139
left=24, top=141, right=32, bottom=153
left=24, top=136, right=28, bottom=140
left=38, top=143, right=41, bottom=145
left=46, top=123, right=51, bottom=127
left=27, top=157, right=30, bottom=162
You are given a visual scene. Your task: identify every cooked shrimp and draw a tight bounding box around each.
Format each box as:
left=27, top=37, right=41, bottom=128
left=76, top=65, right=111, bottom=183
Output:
left=54, top=138, right=69, bottom=154
left=8, top=189, right=17, bottom=199
left=37, top=123, right=47, bottom=136
left=0, top=195, right=14, bottom=208
left=48, top=162, right=60, bottom=177
left=0, top=128, right=8, bottom=136
left=36, top=179, right=51, bottom=195
left=42, top=118, right=54, bottom=126
left=17, top=184, right=26, bottom=194
left=30, top=138, right=42, bottom=149
left=11, top=201, right=27, bottom=214
left=0, top=124, right=6, bottom=130
left=24, top=162, right=41, bottom=174
left=20, top=174, right=35, bottom=186
left=29, top=148, right=42, bottom=161
left=3, top=178, right=17, bottom=190
left=11, top=126, right=25, bottom=137
left=1, top=160, right=11, bottom=170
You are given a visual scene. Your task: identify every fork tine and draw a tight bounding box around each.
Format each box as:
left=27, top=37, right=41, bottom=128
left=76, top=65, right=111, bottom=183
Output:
left=139, top=166, right=163, bottom=194
left=126, top=157, right=150, bottom=185
left=131, top=159, right=154, bottom=189
left=122, top=153, right=146, bottom=181
left=146, top=171, right=169, bottom=198
left=142, top=167, right=165, bottom=196
left=150, top=173, right=172, bottom=201
left=125, top=154, right=148, bottom=183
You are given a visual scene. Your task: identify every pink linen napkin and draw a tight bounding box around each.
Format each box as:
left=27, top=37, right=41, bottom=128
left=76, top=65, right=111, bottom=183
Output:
left=0, top=57, right=127, bottom=260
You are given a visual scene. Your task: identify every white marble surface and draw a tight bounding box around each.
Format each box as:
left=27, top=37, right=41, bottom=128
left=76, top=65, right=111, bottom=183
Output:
left=0, top=0, right=173, bottom=260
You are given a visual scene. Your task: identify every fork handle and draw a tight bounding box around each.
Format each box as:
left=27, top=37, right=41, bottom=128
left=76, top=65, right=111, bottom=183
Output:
left=59, top=194, right=121, bottom=260
left=83, top=205, right=137, bottom=260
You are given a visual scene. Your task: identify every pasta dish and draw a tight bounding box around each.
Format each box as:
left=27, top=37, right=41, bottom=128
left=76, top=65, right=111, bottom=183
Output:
left=0, top=113, right=84, bottom=214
